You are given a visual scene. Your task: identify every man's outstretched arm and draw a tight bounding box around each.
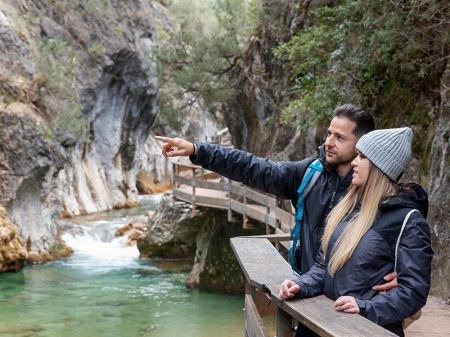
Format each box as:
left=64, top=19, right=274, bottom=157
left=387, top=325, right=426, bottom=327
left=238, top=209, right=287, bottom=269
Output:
left=154, top=136, right=310, bottom=202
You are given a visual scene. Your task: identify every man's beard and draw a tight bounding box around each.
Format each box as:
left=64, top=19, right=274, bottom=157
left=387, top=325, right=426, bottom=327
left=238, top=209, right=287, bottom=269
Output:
left=327, top=151, right=356, bottom=167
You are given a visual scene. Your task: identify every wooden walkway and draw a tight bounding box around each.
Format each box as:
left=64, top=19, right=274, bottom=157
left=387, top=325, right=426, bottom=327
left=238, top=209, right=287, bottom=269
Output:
left=171, top=160, right=450, bottom=337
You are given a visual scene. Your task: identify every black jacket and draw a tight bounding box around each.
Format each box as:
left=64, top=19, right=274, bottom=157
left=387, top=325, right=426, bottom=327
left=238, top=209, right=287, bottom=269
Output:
left=292, top=184, right=433, bottom=335
left=190, top=143, right=352, bottom=273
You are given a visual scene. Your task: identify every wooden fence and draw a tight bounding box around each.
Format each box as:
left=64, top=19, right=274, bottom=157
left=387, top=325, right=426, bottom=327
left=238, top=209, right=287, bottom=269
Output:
left=172, top=161, right=294, bottom=242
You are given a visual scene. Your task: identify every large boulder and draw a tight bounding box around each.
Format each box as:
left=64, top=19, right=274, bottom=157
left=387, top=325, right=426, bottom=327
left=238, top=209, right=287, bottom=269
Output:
left=137, top=194, right=202, bottom=258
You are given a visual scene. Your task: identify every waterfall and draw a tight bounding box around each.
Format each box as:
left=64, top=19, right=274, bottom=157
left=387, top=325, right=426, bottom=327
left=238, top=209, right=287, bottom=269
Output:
left=59, top=194, right=162, bottom=271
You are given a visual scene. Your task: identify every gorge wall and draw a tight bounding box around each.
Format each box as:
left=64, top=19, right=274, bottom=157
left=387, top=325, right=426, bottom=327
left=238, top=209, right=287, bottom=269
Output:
left=0, top=0, right=220, bottom=259
left=223, top=0, right=449, bottom=299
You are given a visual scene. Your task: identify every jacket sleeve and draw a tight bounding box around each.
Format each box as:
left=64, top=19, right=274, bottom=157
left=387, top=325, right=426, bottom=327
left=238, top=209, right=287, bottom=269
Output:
left=190, top=142, right=312, bottom=202
left=291, top=248, right=326, bottom=297
left=355, top=213, right=434, bottom=325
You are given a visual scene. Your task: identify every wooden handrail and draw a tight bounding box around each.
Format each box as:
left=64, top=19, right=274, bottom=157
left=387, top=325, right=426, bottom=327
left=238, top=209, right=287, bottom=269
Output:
left=172, top=161, right=295, bottom=238
left=231, top=237, right=397, bottom=337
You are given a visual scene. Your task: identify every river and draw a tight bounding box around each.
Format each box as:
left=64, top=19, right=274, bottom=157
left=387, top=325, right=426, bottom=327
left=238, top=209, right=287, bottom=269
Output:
left=0, top=195, right=244, bottom=337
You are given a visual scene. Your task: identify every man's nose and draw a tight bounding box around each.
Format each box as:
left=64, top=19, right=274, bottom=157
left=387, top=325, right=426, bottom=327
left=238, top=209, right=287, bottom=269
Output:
left=325, top=136, right=334, bottom=147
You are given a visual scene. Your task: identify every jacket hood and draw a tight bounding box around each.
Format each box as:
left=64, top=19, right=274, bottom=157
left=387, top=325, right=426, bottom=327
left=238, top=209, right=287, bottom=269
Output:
left=381, top=183, right=429, bottom=218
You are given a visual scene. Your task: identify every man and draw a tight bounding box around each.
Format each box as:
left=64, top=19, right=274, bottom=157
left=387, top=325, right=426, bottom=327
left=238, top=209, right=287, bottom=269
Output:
left=156, top=104, right=397, bottom=291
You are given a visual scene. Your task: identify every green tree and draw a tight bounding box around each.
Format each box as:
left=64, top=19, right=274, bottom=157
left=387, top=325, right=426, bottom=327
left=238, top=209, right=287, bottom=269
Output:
left=156, top=0, right=263, bottom=127
left=274, top=0, right=449, bottom=131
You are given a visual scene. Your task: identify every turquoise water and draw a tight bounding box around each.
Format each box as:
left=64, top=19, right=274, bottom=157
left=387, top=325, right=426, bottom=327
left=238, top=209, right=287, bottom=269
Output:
left=0, top=195, right=244, bottom=337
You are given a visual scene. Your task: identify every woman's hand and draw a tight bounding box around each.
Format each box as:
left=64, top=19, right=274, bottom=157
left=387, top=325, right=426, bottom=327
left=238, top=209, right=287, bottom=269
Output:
left=279, top=280, right=300, bottom=300
left=334, top=296, right=360, bottom=314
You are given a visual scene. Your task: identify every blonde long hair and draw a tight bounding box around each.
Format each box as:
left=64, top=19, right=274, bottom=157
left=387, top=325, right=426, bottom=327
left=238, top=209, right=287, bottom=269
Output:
left=321, top=163, right=398, bottom=276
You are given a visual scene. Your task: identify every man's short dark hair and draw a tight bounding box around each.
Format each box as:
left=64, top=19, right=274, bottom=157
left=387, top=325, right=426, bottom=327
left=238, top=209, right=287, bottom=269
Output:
left=332, top=104, right=375, bottom=137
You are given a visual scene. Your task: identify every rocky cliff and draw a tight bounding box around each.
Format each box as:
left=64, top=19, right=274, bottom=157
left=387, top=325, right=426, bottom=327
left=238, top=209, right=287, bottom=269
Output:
left=223, top=0, right=449, bottom=299
left=0, top=0, right=220, bottom=260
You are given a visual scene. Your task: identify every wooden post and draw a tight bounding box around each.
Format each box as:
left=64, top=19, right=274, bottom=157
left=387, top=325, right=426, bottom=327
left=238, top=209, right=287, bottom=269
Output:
left=243, top=189, right=249, bottom=229
left=225, top=178, right=232, bottom=222
left=265, top=196, right=271, bottom=235
left=173, top=163, right=179, bottom=188
left=191, top=167, right=196, bottom=216
left=277, top=307, right=292, bottom=337
left=275, top=197, right=281, bottom=250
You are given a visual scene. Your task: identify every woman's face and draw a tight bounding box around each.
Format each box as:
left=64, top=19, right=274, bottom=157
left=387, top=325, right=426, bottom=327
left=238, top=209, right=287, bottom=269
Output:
left=351, top=152, right=370, bottom=187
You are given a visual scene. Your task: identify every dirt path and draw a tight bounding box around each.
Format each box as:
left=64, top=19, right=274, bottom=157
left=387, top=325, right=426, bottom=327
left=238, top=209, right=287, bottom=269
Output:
left=406, top=296, right=450, bottom=336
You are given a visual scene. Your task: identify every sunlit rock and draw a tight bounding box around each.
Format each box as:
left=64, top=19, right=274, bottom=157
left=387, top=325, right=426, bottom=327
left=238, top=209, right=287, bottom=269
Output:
left=0, top=206, right=27, bottom=272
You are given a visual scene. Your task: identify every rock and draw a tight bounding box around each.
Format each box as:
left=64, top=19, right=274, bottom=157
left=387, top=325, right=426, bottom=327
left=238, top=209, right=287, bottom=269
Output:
left=127, top=230, right=143, bottom=246
left=429, top=61, right=450, bottom=300
left=133, top=224, right=146, bottom=231
left=137, top=193, right=201, bottom=258
left=187, top=212, right=265, bottom=294
left=26, top=251, right=53, bottom=264
left=115, top=223, right=133, bottom=237
left=0, top=206, right=27, bottom=272
left=0, top=111, right=61, bottom=252
left=40, top=16, right=69, bottom=41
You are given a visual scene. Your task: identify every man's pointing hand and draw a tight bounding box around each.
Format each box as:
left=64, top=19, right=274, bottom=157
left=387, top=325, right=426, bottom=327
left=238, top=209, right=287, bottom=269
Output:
left=155, top=136, right=196, bottom=158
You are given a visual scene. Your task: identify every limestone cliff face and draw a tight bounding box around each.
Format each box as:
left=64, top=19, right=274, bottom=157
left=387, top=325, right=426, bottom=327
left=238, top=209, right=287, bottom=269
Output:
left=0, top=1, right=220, bottom=257
left=224, top=1, right=320, bottom=160
left=0, top=0, right=170, bottom=253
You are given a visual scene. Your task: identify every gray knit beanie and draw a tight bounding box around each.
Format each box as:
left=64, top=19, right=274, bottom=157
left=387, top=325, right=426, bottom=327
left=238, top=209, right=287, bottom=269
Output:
left=356, top=127, right=412, bottom=181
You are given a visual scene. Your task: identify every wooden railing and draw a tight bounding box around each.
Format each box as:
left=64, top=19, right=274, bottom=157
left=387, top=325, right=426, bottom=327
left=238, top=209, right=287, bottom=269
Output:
left=172, top=161, right=295, bottom=243
left=231, top=236, right=397, bottom=337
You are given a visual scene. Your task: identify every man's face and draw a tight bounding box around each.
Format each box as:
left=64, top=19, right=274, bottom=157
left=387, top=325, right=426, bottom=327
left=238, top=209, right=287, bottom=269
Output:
left=324, top=117, right=358, bottom=167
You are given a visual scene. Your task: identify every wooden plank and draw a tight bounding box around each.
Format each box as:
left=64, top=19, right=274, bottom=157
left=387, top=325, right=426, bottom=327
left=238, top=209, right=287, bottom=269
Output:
left=240, top=233, right=291, bottom=242
left=175, top=175, right=226, bottom=191
left=264, top=285, right=397, bottom=337
left=196, top=172, right=221, bottom=180
left=173, top=162, right=202, bottom=169
left=173, top=189, right=228, bottom=209
left=254, top=288, right=277, bottom=317
left=230, top=184, right=277, bottom=208
left=245, top=294, right=269, bottom=337
left=194, top=194, right=228, bottom=208
left=232, top=237, right=396, bottom=337
left=277, top=306, right=292, bottom=337
left=230, top=201, right=278, bottom=228
left=230, top=237, right=292, bottom=289
left=275, top=228, right=291, bottom=250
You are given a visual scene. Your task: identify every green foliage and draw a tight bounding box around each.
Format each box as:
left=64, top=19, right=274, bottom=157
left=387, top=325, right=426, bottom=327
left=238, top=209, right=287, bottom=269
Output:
left=35, top=38, right=87, bottom=138
left=156, top=0, right=263, bottom=123
left=274, top=0, right=449, bottom=129
left=87, top=41, right=106, bottom=58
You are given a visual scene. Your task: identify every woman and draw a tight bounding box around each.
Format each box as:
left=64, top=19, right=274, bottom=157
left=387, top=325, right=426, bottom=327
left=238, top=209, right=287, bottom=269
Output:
left=279, top=127, right=433, bottom=337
